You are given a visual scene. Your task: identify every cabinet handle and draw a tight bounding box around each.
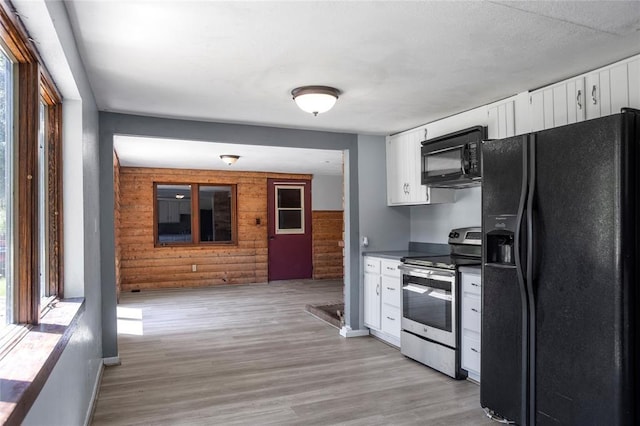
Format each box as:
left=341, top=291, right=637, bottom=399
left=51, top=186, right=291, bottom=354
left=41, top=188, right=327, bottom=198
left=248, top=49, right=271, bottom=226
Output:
left=386, top=316, right=395, bottom=321
left=471, top=283, right=480, bottom=287
left=406, top=183, right=410, bottom=194
left=376, top=284, right=380, bottom=296
left=591, top=85, right=597, bottom=105
left=386, top=287, right=394, bottom=291
left=471, top=308, right=479, bottom=313
left=577, top=89, right=582, bottom=110
left=426, top=189, right=430, bottom=202
left=471, top=348, right=479, bottom=353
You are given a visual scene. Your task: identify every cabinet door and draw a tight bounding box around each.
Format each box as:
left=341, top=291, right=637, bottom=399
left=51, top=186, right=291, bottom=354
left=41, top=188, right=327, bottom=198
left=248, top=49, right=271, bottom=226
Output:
left=386, top=134, right=405, bottom=205
left=381, top=303, right=401, bottom=339
left=629, top=59, right=640, bottom=109
left=487, top=100, right=515, bottom=139
left=363, top=272, right=381, bottom=330
left=610, top=63, right=630, bottom=114
left=405, top=129, right=425, bottom=204
left=530, top=78, right=585, bottom=131
left=381, top=274, right=400, bottom=309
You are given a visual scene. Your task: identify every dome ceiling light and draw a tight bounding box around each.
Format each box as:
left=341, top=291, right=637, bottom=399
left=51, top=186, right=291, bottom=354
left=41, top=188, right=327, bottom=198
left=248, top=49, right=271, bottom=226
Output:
left=291, top=86, right=340, bottom=116
left=220, top=154, right=240, bottom=165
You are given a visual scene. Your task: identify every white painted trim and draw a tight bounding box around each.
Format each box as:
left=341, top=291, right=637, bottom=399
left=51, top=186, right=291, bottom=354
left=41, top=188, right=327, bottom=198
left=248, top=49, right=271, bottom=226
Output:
left=103, top=356, right=121, bottom=367
left=83, top=362, right=104, bottom=426
left=339, top=326, right=370, bottom=338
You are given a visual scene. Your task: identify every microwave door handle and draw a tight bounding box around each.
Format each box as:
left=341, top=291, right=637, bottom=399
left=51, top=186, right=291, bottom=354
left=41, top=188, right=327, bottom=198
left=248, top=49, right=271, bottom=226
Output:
left=460, top=145, right=469, bottom=175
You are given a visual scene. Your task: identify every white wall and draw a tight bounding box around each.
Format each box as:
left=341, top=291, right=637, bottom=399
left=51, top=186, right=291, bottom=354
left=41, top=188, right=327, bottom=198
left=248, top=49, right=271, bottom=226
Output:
left=312, top=174, right=343, bottom=211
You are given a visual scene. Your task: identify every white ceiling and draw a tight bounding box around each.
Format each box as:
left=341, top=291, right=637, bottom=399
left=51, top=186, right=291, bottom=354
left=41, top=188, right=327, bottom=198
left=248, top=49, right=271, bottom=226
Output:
left=40, top=1, right=640, bottom=172
left=114, top=136, right=344, bottom=175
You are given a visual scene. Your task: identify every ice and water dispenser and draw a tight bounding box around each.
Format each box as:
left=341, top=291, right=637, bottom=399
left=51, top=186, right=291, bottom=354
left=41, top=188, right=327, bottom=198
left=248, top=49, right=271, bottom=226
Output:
left=486, top=215, right=516, bottom=265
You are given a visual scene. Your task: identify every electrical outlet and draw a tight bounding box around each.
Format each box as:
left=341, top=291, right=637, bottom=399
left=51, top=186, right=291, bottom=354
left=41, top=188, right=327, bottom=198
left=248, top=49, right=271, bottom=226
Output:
left=192, top=264, right=197, bottom=272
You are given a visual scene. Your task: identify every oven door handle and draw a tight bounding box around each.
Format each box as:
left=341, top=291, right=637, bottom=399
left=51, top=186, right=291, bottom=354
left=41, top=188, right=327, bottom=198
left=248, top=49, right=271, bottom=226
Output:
left=398, top=265, right=455, bottom=281
left=403, top=284, right=452, bottom=301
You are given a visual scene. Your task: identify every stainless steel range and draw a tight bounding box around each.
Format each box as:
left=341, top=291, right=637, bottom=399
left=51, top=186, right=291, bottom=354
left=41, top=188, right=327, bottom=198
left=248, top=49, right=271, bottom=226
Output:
left=399, top=227, right=481, bottom=378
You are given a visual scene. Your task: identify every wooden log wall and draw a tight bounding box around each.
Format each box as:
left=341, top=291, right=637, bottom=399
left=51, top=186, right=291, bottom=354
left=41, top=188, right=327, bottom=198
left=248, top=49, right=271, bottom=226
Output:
left=312, top=211, right=344, bottom=280
left=117, top=166, right=312, bottom=291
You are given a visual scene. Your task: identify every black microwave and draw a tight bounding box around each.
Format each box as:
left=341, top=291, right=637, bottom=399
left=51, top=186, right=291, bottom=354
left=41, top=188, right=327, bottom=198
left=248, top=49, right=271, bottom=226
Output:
left=421, top=126, right=487, bottom=188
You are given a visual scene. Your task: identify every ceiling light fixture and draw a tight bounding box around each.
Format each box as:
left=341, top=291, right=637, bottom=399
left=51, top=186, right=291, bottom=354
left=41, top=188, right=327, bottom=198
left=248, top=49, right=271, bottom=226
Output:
left=291, top=86, right=340, bottom=116
left=175, top=194, right=185, bottom=199
left=220, top=154, right=240, bottom=165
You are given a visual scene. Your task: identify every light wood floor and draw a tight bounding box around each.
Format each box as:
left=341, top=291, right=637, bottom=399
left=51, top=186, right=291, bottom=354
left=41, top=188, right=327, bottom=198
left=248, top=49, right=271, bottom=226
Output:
left=92, top=280, right=492, bottom=425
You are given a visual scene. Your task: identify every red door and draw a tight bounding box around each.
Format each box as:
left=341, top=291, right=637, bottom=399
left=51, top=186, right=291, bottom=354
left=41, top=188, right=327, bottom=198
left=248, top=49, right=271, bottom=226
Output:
left=267, top=178, right=312, bottom=281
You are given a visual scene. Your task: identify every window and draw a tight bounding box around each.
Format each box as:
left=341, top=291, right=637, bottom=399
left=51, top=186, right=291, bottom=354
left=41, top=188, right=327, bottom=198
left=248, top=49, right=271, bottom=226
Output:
left=0, top=46, right=13, bottom=333
left=275, top=186, right=304, bottom=234
left=155, top=183, right=236, bottom=246
left=0, top=4, right=64, bottom=332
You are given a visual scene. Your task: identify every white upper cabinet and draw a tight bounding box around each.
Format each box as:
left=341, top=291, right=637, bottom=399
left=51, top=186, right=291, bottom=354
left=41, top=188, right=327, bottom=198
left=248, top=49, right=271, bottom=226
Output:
left=386, top=128, right=453, bottom=206
left=530, top=55, right=640, bottom=132
left=487, top=99, right=516, bottom=139
left=530, top=76, right=586, bottom=132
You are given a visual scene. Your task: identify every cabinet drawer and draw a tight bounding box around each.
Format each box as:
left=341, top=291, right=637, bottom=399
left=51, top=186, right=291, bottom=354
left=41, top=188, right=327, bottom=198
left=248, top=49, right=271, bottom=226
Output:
left=364, top=257, right=381, bottom=274
left=381, top=260, right=401, bottom=278
left=462, top=335, right=481, bottom=375
left=381, top=275, right=400, bottom=308
left=462, top=272, right=481, bottom=295
left=463, top=294, right=481, bottom=334
left=381, top=304, right=401, bottom=339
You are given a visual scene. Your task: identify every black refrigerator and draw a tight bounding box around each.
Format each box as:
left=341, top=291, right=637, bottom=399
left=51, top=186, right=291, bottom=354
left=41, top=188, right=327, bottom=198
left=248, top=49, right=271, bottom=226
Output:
left=480, top=108, right=639, bottom=425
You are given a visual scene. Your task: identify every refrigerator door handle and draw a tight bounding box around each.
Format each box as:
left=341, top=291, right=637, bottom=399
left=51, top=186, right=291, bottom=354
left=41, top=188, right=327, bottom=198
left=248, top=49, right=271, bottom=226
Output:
left=526, top=134, right=537, bottom=426
left=514, top=134, right=530, bottom=425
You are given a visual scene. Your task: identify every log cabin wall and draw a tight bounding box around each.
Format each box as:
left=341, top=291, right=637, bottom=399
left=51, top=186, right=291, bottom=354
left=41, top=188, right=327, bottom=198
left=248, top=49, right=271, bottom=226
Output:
left=117, top=166, right=312, bottom=291
left=312, top=211, right=344, bottom=279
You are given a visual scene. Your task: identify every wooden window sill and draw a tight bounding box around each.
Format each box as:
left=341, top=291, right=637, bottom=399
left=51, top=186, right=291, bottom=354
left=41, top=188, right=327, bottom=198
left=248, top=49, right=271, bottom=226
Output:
left=0, top=298, right=85, bottom=425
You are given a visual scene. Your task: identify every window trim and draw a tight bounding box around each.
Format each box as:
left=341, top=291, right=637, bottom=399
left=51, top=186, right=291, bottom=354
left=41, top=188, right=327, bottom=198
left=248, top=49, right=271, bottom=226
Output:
left=0, top=0, right=64, bottom=325
left=153, top=182, right=238, bottom=247
left=275, top=185, right=305, bottom=235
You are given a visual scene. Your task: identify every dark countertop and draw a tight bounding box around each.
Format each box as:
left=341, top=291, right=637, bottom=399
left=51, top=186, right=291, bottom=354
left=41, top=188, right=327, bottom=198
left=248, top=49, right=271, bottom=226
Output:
left=362, top=250, right=428, bottom=261
left=363, top=242, right=450, bottom=261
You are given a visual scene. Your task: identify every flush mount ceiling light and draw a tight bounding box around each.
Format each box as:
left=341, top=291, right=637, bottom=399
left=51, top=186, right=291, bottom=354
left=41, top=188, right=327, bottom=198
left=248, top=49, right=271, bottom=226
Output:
left=291, top=86, right=340, bottom=116
left=220, top=154, right=240, bottom=165
left=175, top=194, right=185, bottom=199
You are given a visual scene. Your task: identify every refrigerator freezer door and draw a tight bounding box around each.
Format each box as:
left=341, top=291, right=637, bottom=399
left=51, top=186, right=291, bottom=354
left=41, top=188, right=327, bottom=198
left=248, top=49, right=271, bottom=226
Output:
left=481, top=136, right=527, bottom=424
left=533, top=114, right=630, bottom=425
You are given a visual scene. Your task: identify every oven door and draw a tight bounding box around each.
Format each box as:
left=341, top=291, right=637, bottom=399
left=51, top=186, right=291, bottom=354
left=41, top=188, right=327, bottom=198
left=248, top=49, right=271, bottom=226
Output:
left=401, top=266, right=456, bottom=348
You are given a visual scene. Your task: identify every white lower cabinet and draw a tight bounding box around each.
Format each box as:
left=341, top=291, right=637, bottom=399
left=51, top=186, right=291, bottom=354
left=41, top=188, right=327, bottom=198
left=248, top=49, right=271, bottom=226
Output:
left=363, top=256, right=402, bottom=347
left=460, top=266, right=482, bottom=383
left=363, top=257, right=381, bottom=330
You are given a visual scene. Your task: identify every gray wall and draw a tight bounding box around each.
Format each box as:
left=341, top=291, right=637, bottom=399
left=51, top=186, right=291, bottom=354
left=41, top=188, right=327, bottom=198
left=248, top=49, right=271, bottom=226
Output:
left=357, top=135, right=410, bottom=252
left=357, top=135, right=410, bottom=327
left=312, top=174, right=343, bottom=211
left=99, top=112, right=362, bottom=353
left=410, top=187, right=481, bottom=243
left=23, top=1, right=103, bottom=424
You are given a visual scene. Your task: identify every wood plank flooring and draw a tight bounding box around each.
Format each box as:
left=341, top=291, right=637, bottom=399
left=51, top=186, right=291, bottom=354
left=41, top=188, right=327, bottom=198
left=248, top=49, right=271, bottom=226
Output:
left=92, top=280, right=492, bottom=425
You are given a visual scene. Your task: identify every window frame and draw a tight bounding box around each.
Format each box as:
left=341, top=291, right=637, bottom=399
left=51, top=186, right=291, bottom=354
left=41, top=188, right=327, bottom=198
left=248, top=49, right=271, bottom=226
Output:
left=0, top=2, right=63, bottom=328
left=153, top=182, right=237, bottom=247
left=274, top=185, right=305, bottom=235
